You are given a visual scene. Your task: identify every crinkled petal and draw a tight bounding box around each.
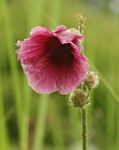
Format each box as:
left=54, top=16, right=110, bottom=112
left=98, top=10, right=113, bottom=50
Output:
left=17, top=28, right=56, bottom=63
left=54, top=25, right=67, bottom=33
left=56, top=29, right=83, bottom=44
left=16, top=40, right=23, bottom=47
left=30, top=26, right=53, bottom=37
left=17, top=37, right=45, bottom=63
left=22, top=57, right=59, bottom=94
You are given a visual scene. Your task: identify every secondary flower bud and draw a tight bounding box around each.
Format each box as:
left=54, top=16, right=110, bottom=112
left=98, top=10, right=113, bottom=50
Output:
left=69, top=90, right=89, bottom=108
left=84, top=71, right=99, bottom=89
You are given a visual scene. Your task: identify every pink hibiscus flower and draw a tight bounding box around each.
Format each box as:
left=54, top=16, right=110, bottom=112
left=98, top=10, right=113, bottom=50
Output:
left=16, top=25, right=88, bottom=94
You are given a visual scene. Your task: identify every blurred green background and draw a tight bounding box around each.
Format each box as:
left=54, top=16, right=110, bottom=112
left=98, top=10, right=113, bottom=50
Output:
left=0, top=0, right=119, bottom=150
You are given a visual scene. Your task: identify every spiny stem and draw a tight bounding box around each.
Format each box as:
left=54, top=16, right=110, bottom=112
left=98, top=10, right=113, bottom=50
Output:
left=81, top=108, right=88, bottom=150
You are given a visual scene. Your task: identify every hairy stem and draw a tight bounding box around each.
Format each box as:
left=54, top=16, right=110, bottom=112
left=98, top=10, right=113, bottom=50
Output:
left=81, top=108, right=88, bottom=150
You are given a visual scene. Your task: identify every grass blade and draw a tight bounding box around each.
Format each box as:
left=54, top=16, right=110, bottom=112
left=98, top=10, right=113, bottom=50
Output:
left=90, top=62, right=119, bottom=104
left=0, top=76, right=9, bottom=150
left=32, top=95, right=49, bottom=150
left=0, top=0, right=23, bottom=148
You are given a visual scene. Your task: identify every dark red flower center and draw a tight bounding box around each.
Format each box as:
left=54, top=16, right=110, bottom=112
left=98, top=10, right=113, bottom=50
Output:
left=47, top=36, right=74, bottom=68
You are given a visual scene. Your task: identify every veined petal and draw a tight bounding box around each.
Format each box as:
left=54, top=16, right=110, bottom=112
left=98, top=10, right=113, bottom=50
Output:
left=16, top=25, right=88, bottom=94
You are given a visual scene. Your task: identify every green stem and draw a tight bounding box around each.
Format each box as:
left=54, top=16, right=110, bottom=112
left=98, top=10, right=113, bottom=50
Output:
left=81, top=108, right=88, bottom=150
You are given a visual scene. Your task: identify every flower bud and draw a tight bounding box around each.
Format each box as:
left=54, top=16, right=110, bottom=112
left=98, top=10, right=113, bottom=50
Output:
left=77, top=14, right=87, bottom=33
left=84, top=71, right=99, bottom=89
left=69, top=90, right=89, bottom=108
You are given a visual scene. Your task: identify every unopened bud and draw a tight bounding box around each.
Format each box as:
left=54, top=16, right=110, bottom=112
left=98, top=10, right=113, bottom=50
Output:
left=84, top=71, right=99, bottom=89
left=77, top=14, right=87, bottom=33
left=69, top=90, right=89, bottom=108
